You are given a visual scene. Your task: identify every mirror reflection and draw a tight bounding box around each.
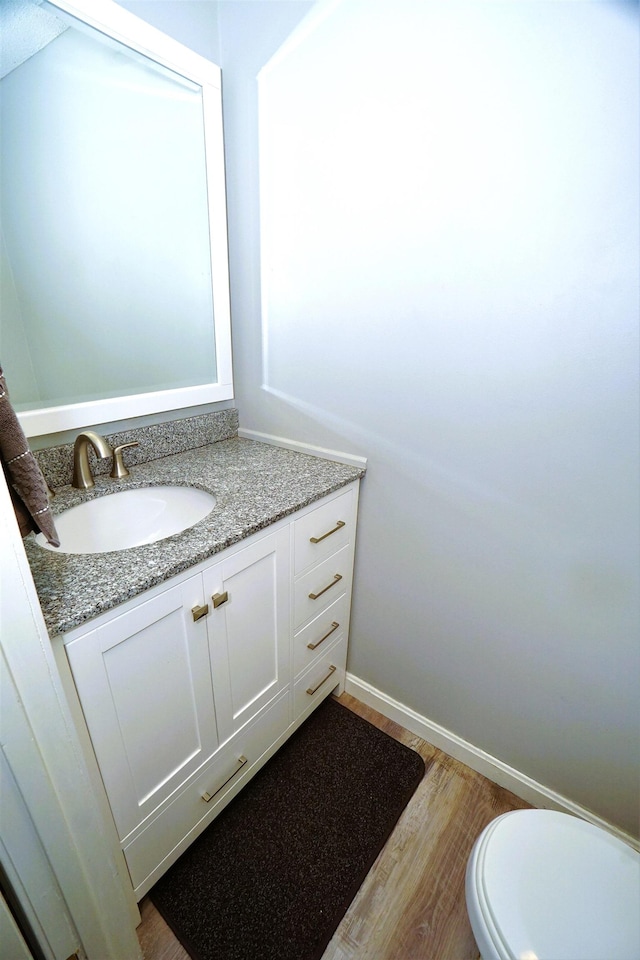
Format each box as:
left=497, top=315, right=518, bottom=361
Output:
left=0, top=0, right=231, bottom=435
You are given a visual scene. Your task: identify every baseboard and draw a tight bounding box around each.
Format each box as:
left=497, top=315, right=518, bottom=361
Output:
left=345, top=673, right=639, bottom=850
left=238, top=429, right=368, bottom=469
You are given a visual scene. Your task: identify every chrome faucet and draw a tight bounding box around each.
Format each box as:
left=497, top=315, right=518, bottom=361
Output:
left=72, top=431, right=113, bottom=489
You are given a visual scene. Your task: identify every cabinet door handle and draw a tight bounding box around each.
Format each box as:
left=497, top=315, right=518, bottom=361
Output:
left=307, top=621, right=340, bottom=650
left=308, top=573, right=342, bottom=600
left=192, top=603, right=209, bottom=622
left=212, top=591, right=228, bottom=608
left=201, top=755, right=248, bottom=802
left=309, top=520, right=345, bottom=544
left=306, top=664, right=337, bottom=696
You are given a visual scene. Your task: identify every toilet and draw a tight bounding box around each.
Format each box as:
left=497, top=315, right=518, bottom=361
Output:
left=465, top=808, right=640, bottom=960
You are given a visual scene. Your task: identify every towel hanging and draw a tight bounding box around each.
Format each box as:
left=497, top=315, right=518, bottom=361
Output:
left=0, top=366, right=60, bottom=547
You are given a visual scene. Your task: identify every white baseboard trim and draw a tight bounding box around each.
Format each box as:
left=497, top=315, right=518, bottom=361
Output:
left=345, top=673, right=639, bottom=850
left=238, top=429, right=368, bottom=469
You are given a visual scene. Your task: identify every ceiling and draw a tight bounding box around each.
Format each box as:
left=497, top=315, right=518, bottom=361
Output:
left=0, top=0, right=68, bottom=79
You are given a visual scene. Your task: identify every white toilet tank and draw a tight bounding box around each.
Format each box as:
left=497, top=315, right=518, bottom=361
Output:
left=466, top=809, right=640, bottom=960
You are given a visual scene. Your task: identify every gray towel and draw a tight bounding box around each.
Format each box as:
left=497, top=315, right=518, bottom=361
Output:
left=0, top=366, right=60, bottom=547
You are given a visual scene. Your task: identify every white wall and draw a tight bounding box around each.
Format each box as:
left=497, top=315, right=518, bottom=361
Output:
left=117, top=0, right=220, bottom=63
left=106, top=0, right=639, bottom=836
left=219, top=0, right=639, bottom=836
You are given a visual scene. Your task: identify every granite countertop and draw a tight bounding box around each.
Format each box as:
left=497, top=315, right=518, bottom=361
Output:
left=25, top=437, right=365, bottom=637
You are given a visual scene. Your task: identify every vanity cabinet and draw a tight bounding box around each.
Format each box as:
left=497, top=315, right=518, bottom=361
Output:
left=59, top=480, right=359, bottom=899
left=64, top=527, right=289, bottom=845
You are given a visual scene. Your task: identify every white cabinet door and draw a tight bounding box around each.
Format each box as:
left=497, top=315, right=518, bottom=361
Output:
left=203, top=527, right=291, bottom=744
left=65, top=578, right=218, bottom=841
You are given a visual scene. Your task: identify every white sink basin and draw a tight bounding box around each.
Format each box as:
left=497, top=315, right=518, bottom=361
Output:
left=36, top=486, right=216, bottom=554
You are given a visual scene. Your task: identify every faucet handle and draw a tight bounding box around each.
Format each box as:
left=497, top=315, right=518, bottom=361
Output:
left=110, top=441, right=139, bottom=480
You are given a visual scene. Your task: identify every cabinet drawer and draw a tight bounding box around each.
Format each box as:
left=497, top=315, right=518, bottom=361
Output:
left=293, top=486, right=355, bottom=575
left=124, top=691, right=290, bottom=897
left=293, top=638, right=346, bottom=720
left=293, top=592, right=348, bottom=677
left=294, top=545, right=351, bottom=629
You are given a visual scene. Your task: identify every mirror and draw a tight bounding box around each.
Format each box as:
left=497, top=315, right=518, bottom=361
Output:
left=0, top=0, right=233, bottom=437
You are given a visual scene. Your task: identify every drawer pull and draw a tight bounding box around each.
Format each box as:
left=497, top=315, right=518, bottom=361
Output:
left=310, top=520, right=345, bottom=544
left=306, top=664, right=337, bottom=696
left=308, top=573, right=342, bottom=600
left=201, top=755, right=248, bottom=802
left=307, top=621, right=340, bottom=650
left=192, top=603, right=209, bottom=622
left=212, top=591, right=229, bottom=608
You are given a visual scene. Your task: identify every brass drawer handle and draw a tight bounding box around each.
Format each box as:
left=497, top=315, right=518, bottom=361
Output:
left=306, top=664, right=337, bottom=696
left=308, top=573, right=342, bottom=600
left=212, top=591, right=228, bottom=608
left=310, top=520, right=345, bottom=544
left=192, top=603, right=209, bottom=622
left=201, top=755, right=248, bottom=802
left=307, top=621, right=339, bottom=650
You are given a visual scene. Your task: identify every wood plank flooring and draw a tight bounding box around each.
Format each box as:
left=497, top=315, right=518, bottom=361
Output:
left=137, top=693, right=531, bottom=960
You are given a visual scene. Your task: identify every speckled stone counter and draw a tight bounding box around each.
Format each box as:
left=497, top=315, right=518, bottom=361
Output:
left=25, top=437, right=365, bottom=638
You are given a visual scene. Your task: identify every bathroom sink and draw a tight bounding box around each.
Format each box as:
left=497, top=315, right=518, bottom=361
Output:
left=36, top=486, right=216, bottom=554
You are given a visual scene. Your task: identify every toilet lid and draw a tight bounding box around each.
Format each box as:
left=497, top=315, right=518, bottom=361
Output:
left=475, top=810, right=640, bottom=960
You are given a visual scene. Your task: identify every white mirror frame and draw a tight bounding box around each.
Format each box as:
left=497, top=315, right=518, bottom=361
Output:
left=15, top=0, right=233, bottom=437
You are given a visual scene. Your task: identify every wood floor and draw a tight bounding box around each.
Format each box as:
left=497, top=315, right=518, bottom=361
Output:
left=137, top=693, right=531, bottom=960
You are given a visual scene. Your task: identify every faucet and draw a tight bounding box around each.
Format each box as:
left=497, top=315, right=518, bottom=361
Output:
left=72, top=431, right=113, bottom=489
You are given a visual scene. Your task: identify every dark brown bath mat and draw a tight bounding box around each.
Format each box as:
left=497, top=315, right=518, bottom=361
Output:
left=149, top=696, right=426, bottom=960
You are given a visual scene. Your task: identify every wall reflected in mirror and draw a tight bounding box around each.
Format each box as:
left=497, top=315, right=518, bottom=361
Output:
left=0, top=0, right=221, bottom=422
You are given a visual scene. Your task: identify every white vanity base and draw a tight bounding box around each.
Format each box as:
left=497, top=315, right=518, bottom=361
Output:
left=54, top=481, right=359, bottom=899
